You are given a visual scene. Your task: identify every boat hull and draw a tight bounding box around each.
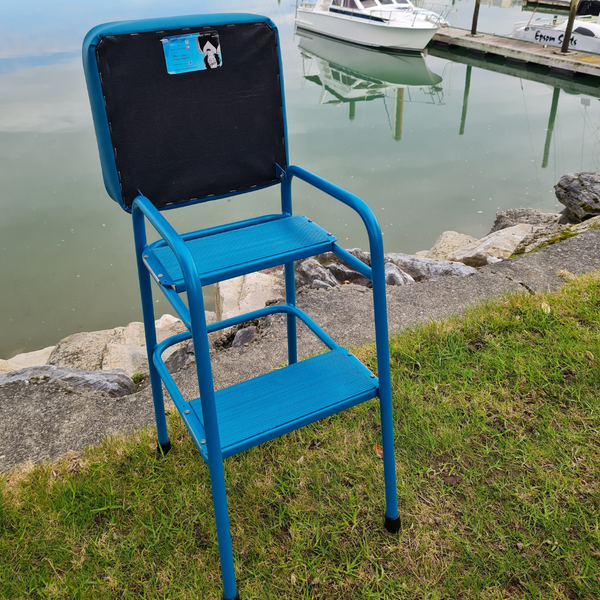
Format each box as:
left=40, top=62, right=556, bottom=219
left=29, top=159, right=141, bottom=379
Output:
left=512, top=21, right=600, bottom=54
left=296, top=8, right=437, bottom=51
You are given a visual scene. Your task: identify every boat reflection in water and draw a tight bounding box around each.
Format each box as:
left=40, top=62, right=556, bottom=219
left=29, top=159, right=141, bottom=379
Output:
left=297, top=30, right=443, bottom=139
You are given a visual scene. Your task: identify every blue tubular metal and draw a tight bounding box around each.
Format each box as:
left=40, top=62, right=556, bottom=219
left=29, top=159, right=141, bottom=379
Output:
left=151, top=213, right=287, bottom=248
left=132, top=194, right=238, bottom=599
left=332, top=244, right=373, bottom=281
left=286, top=166, right=399, bottom=521
left=281, top=172, right=297, bottom=365
left=160, top=286, right=192, bottom=330
left=132, top=204, right=170, bottom=449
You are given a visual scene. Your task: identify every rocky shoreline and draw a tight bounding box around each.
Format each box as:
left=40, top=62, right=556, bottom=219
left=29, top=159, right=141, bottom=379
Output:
left=2, top=171, right=600, bottom=471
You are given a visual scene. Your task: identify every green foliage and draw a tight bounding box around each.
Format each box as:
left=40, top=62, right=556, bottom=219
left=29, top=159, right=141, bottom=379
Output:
left=131, top=372, right=146, bottom=385
left=2, top=273, right=600, bottom=599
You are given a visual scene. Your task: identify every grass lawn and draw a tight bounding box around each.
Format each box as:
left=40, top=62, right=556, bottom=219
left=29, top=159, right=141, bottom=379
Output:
left=1, top=271, right=600, bottom=599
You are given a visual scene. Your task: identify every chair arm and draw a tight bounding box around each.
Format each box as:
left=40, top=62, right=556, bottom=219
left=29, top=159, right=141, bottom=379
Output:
left=132, top=194, right=202, bottom=298
left=285, top=165, right=385, bottom=260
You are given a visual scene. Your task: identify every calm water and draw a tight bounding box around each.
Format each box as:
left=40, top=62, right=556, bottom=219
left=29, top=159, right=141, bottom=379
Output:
left=1, top=0, right=600, bottom=358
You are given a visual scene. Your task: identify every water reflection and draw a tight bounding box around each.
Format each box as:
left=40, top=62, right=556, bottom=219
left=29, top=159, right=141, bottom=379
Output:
left=298, top=31, right=443, bottom=140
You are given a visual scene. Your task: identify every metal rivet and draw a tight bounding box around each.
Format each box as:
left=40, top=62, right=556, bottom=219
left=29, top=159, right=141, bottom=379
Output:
left=158, top=274, right=163, bottom=278
left=308, top=219, right=313, bottom=222
left=201, top=439, right=206, bottom=444
left=327, top=232, right=332, bottom=236
left=143, top=254, right=149, bottom=259
left=347, top=352, right=352, bottom=356
left=370, top=374, right=375, bottom=378
left=184, top=409, right=190, bottom=414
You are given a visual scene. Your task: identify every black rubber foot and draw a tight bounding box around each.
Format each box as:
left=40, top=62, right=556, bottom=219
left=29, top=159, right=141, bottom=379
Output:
left=157, top=440, right=172, bottom=456
left=222, top=594, right=240, bottom=600
left=384, top=514, right=401, bottom=533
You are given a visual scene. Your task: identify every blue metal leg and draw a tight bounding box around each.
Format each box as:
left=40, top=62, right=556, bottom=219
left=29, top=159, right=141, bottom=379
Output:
left=284, top=261, right=297, bottom=365
left=371, top=251, right=400, bottom=531
left=132, top=213, right=170, bottom=453
left=280, top=172, right=297, bottom=367
left=187, top=281, right=238, bottom=599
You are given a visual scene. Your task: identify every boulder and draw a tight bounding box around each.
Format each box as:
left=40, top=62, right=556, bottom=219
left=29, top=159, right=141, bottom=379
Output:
left=215, top=271, right=284, bottom=322
left=295, top=258, right=338, bottom=288
left=555, top=172, right=600, bottom=222
left=0, top=360, right=14, bottom=374
left=5, top=346, right=55, bottom=370
left=513, top=214, right=600, bottom=255
left=447, top=224, right=535, bottom=267
left=47, top=315, right=190, bottom=376
left=311, top=279, right=333, bottom=290
left=385, top=262, right=415, bottom=286
left=384, top=253, right=478, bottom=280
left=231, top=326, right=258, bottom=348
left=47, top=329, right=113, bottom=371
left=101, top=344, right=149, bottom=377
left=426, top=231, right=478, bottom=261
left=347, top=247, right=371, bottom=266
left=0, top=365, right=135, bottom=398
left=489, top=208, right=561, bottom=234
left=325, top=262, right=369, bottom=286
left=165, top=340, right=197, bottom=373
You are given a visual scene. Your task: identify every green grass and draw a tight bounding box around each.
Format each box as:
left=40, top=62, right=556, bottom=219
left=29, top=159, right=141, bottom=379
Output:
left=2, top=272, right=600, bottom=599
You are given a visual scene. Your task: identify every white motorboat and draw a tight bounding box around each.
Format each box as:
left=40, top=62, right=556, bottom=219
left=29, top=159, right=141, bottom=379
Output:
left=512, top=16, right=600, bottom=54
left=295, top=0, right=448, bottom=52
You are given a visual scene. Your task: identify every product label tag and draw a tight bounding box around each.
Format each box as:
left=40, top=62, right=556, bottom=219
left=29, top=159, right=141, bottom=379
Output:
left=161, top=31, right=222, bottom=75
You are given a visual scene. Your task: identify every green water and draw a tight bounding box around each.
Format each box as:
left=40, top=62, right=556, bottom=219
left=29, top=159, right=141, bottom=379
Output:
left=1, top=0, right=599, bottom=358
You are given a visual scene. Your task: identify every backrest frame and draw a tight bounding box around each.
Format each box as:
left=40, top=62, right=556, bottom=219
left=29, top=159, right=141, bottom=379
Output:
left=83, top=13, right=289, bottom=213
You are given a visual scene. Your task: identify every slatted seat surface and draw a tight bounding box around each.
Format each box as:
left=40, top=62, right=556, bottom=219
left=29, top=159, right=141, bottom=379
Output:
left=189, top=348, right=378, bottom=458
left=147, top=215, right=335, bottom=290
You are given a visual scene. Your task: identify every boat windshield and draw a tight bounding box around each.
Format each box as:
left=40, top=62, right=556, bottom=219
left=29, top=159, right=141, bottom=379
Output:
left=331, top=0, right=359, bottom=6
left=360, top=0, right=378, bottom=6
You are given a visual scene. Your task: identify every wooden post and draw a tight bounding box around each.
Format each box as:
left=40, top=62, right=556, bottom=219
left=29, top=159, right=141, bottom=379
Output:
left=561, top=0, right=579, bottom=53
left=470, top=0, right=481, bottom=35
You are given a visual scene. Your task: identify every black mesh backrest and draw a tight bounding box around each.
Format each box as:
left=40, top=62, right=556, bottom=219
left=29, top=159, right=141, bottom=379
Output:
left=96, top=21, right=286, bottom=209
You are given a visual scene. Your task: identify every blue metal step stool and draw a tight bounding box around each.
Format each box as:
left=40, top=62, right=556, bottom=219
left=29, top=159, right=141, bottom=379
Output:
left=83, top=13, right=400, bottom=599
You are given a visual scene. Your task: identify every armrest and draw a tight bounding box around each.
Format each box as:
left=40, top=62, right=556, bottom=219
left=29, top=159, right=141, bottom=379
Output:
left=132, top=194, right=203, bottom=298
left=285, top=165, right=385, bottom=261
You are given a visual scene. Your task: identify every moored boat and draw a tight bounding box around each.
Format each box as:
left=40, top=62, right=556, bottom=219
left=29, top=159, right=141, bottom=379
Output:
left=295, top=0, right=448, bottom=52
left=512, top=16, right=600, bottom=54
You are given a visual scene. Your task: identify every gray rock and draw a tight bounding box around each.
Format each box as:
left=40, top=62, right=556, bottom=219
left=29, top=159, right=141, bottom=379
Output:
left=555, top=172, right=600, bottom=221
left=311, top=279, right=332, bottom=290
left=347, top=247, right=371, bottom=266
left=231, top=326, right=257, bottom=348
left=426, top=231, right=478, bottom=261
left=447, top=224, right=534, bottom=267
left=0, top=365, right=135, bottom=398
left=384, top=253, right=478, bottom=281
left=385, top=262, right=415, bottom=285
left=489, top=208, right=561, bottom=234
left=513, top=214, right=600, bottom=255
left=295, top=258, right=338, bottom=288
left=326, top=262, right=369, bottom=286
left=47, top=329, right=112, bottom=371
left=164, top=341, right=196, bottom=373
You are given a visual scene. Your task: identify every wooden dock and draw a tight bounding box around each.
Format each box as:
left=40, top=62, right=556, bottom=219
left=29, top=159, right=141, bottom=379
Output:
left=432, top=26, right=600, bottom=77
left=523, top=0, right=571, bottom=10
